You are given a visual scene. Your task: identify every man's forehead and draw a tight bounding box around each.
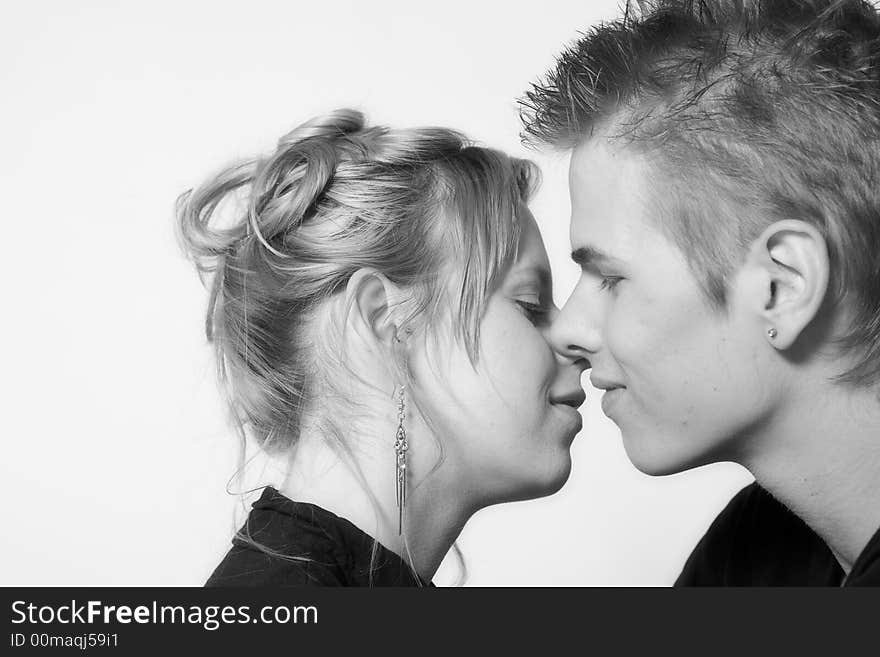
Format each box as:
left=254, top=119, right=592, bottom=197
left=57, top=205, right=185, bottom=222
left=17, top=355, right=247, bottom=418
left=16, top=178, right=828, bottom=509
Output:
left=568, top=140, right=662, bottom=259
left=569, top=141, right=636, bottom=222
left=569, top=136, right=645, bottom=190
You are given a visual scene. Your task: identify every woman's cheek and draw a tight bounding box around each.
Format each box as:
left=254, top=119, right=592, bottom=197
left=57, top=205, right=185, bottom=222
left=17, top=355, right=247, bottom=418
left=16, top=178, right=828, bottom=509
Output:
left=487, top=330, right=542, bottom=403
left=516, top=324, right=558, bottom=402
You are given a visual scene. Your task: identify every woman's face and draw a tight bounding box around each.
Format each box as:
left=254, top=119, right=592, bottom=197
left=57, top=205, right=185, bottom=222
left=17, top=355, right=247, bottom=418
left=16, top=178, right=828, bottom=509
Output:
left=410, top=208, right=588, bottom=506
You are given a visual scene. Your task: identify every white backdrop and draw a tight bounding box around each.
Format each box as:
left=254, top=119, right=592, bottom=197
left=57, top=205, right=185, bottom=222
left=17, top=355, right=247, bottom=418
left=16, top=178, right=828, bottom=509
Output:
left=1, top=0, right=751, bottom=586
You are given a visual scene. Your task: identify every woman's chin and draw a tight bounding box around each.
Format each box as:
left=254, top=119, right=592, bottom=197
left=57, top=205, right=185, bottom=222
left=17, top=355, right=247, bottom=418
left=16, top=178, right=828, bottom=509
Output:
left=505, top=457, right=574, bottom=502
left=545, top=456, right=574, bottom=495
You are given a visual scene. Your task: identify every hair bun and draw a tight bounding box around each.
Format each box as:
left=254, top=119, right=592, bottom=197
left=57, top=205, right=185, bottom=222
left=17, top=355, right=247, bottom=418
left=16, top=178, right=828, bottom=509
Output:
left=175, top=159, right=256, bottom=271
left=248, top=110, right=366, bottom=255
left=177, top=109, right=368, bottom=267
left=277, top=108, right=365, bottom=146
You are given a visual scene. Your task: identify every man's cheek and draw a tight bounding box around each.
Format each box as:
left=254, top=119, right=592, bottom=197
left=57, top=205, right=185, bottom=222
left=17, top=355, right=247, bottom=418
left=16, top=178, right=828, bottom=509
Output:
left=607, top=317, right=652, bottom=366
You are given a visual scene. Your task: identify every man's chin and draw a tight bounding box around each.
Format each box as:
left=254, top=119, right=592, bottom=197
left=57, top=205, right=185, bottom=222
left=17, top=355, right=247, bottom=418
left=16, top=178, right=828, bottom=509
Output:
left=620, top=432, right=708, bottom=477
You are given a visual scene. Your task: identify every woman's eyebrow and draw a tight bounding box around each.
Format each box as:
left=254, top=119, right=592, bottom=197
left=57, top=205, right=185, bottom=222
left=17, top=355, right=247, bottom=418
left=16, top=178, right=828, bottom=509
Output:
left=512, top=264, right=552, bottom=287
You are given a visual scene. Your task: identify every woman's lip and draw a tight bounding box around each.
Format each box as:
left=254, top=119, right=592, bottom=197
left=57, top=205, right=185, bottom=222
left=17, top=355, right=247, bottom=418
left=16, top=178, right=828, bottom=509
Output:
left=600, top=387, right=625, bottom=416
left=556, top=404, right=584, bottom=436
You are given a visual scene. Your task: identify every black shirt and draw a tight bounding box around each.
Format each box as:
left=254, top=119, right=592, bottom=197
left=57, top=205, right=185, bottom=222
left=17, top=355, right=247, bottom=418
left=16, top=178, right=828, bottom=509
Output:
left=206, top=487, right=430, bottom=587
left=676, top=483, right=880, bottom=586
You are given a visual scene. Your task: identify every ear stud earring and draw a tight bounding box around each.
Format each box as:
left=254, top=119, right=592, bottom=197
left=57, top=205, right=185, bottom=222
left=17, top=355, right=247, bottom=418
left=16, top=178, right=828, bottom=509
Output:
left=767, top=327, right=778, bottom=339
left=394, top=326, right=412, bottom=344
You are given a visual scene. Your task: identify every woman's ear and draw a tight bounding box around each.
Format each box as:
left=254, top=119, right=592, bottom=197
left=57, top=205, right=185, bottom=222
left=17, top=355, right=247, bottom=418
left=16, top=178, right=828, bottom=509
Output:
left=344, top=268, right=403, bottom=348
left=743, top=220, right=830, bottom=350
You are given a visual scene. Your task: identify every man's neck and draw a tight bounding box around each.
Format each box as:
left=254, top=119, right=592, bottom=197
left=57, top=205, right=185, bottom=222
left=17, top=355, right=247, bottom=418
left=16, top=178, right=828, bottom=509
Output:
left=744, top=381, right=880, bottom=574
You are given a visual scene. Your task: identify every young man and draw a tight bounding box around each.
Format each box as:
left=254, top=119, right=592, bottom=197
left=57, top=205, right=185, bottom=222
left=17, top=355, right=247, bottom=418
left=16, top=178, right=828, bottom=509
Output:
left=523, top=0, right=880, bottom=585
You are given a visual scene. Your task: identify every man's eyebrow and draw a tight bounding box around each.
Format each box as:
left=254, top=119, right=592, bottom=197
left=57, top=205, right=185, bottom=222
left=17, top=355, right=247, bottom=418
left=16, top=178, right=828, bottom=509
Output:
left=571, top=245, right=618, bottom=267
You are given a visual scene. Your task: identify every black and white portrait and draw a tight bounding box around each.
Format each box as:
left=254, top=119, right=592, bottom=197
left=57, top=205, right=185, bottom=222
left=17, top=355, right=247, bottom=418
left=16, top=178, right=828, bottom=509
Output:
left=5, top=0, right=879, bottom=594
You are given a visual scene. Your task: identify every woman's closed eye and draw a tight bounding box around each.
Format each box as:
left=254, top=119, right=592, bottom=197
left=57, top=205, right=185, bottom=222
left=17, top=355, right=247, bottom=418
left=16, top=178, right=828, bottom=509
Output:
left=515, top=299, right=551, bottom=325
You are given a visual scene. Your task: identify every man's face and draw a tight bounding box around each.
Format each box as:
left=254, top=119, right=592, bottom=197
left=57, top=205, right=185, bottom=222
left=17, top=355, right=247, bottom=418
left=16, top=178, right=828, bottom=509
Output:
left=550, top=138, right=779, bottom=475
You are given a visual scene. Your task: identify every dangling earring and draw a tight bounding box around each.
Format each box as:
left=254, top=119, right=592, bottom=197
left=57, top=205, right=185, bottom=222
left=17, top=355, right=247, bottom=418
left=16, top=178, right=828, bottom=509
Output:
left=394, top=385, right=408, bottom=535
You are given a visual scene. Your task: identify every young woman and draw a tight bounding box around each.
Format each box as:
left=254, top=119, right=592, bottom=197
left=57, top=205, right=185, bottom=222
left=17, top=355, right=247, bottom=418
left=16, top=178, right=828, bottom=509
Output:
left=177, top=109, right=587, bottom=586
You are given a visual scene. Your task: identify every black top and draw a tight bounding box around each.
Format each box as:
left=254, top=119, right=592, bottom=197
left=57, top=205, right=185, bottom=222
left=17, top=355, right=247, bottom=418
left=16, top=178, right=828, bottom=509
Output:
left=206, top=487, right=431, bottom=587
left=676, top=483, right=880, bottom=586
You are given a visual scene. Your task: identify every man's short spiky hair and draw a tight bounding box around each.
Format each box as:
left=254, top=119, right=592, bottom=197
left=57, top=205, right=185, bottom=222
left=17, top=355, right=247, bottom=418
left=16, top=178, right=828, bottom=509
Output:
left=522, top=0, right=880, bottom=386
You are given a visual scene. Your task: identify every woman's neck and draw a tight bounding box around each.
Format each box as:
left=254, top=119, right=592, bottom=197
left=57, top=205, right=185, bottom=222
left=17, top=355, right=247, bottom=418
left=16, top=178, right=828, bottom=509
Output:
left=278, top=414, right=469, bottom=582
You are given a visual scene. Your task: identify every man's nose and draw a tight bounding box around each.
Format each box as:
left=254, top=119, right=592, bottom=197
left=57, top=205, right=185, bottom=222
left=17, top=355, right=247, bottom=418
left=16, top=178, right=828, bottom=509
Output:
left=547, top=290, right=603, bottom=365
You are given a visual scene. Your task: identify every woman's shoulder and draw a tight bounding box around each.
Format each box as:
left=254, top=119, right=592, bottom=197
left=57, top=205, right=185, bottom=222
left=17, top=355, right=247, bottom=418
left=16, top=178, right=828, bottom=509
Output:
left=205, top=488, right=347, bottom=587
left=205, top=487, right=427, bottom=587
left=205, top=544, right=344, bottom=587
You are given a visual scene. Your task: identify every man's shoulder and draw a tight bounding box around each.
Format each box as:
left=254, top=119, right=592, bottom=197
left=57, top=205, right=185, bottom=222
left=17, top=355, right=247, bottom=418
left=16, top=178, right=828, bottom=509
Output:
left=674, top=483, right=771, bottom=586
left=847, top=524, right=880, bottom=586
left=675, top=483, right=841, bottom=586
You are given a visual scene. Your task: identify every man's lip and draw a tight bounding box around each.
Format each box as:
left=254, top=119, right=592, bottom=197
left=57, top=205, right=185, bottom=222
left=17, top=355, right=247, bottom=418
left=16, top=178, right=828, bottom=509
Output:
left=590, top=376, right=625, bottom=391
left=600, top=387, right=624, bottom=416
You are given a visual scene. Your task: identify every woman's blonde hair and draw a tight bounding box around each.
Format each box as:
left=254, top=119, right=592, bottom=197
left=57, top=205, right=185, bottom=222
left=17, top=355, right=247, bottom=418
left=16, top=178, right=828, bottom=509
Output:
left=177, top=109, right=538, bottom=456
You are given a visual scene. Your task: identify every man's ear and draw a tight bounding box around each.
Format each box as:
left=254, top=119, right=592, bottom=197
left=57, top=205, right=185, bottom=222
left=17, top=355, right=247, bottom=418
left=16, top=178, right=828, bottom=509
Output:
left=744, top=220, right=830, bottom=350
left=344, top=268, right=402, bottom=349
